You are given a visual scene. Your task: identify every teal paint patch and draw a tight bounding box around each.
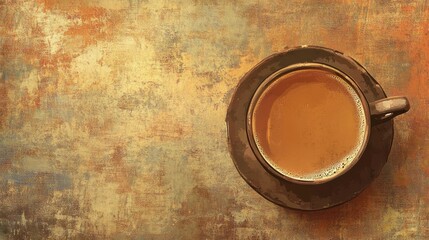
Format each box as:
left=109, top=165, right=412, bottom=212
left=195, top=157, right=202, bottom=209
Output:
left=0, top=147, right=14, bottom=165
left=1, top=59, right=34, bottom=82
left=5, top=172, right=72, bottom=191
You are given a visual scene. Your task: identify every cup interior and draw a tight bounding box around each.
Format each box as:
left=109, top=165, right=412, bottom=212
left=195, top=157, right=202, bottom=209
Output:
left=247, top=63, right=371, bottom=184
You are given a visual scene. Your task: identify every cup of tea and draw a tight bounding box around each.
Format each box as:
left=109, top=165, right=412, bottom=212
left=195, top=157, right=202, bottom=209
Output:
left=246, top=54, right=410, bottom=185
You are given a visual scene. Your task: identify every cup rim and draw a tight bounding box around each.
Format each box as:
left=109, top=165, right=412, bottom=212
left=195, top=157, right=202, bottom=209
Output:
left=246, top=63, right=371, bottom=185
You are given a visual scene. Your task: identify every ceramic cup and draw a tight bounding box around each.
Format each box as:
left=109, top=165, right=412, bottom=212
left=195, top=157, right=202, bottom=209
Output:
left=246, top=55, right=410, bottom=185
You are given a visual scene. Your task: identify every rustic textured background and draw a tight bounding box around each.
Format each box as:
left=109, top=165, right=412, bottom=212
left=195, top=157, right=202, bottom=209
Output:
left=0, top=0, right=428, bottom=239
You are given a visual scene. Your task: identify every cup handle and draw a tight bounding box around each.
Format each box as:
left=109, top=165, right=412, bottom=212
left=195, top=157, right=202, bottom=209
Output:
left=369, top=96, right=410, bottom=124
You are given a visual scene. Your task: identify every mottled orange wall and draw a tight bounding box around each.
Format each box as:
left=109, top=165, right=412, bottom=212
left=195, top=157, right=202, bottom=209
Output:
left=0, top=0, right=428, bottom=239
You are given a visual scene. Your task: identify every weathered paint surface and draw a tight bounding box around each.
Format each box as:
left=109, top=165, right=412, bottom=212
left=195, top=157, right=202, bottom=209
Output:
left=0, top=0, right=428, bottom=239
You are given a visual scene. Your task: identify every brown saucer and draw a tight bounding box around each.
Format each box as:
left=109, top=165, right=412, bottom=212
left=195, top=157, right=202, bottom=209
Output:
left=226, top=46, right=394, bottom=210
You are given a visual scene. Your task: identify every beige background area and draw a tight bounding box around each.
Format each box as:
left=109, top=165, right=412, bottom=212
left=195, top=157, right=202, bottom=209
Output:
left=1, top=0, right=428, bottom=239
